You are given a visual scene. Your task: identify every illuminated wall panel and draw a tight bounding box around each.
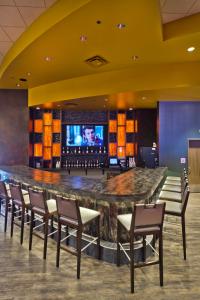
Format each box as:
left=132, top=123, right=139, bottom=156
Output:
left=34, top=120, right=43, bottom=133
left=43, top=113, right=52, bottom=125
left=43, top=147, right=52, bottom=160
left=117, top=146, right=125, bottom=158
left=126, top=120, right=134, bottom=133
left=53, top=119, right=61, bottom=133
left=126, top=143, right=134, bottom=156
left=109, top=143, right=117, bottom=156
left=117, top=113, right=125, bottom=125
left=43, top=126, right=52, bottom=146
left=117, top=126, right=126, bottom=146
left=52, top=143, right=61, bottom=157
left=109, top=120, right=117, bottom=132
left=34, top=144, right=42, bottom=157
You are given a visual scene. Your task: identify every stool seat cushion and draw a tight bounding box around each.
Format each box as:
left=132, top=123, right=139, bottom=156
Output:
left=157, top=200, right=182, bottom=214
left=47, top=199, right=57, bottom=214
left=117, top=213, right=132, bottom=231
left=159, top=190, right=181, bottom=202
left=166, top=176, right=181, bottom=181
left=161, top=184, right=181, bottom=193
left=80, top=207, right=100, bottom=225
left=24, top=194, right=30, bottom=205
left=164, top=180, right=181, bottom=186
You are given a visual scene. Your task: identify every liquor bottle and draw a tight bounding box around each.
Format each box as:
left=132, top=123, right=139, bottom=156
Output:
left=103, top=147, right=106, bottom=153
left=62, top=147, right=65, bottom=154
left=86, top=147, right=89, bottom=154
left=78, top=147, right=81, bottom=154
left=66, top=147, right=69, bottom=154
left=99, top=147, right=102, bottom=154
left=74, top=147, right=77, bottom=154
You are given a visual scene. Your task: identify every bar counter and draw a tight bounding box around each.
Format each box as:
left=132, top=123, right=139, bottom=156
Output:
left=0, top=165, right=167, bottom=242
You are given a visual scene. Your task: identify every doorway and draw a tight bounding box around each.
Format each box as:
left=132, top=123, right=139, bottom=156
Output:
left=188, top=139, right=200, bottom=191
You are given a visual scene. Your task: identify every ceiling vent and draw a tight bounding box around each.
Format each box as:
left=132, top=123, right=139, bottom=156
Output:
left=85, top=55, right=109, bottom=68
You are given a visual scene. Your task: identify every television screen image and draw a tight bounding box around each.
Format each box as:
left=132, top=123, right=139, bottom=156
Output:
left=66, top=125, right=104, bottom=147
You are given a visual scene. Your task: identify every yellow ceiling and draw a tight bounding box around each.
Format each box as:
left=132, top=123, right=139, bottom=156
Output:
left=1, top=0, right=200, bottom=109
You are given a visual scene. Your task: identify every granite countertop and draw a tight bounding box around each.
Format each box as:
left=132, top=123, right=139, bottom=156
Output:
left=0, top=165, right=167, bottom=202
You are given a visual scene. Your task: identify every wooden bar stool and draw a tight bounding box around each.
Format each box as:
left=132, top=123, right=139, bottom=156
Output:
left=157, top=187, right=190, bottom=260
left=9, top=183, right=30, bottom=244
left=28, top=188, right=57, bottom=259
left=56, top=195, right=101, bottom=279
left=0, top=180, right=12, bottom=232
left=117, top=202, right=166, bottom=293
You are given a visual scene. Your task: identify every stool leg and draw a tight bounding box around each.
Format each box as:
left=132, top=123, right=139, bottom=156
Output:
left=20, top=207, right=25, bottom=245
left=29, top=211, right=34, bottom=251
left=4, top=197, right=9, bottom=232
left=159, top=232, right=164, bottom=286
left=117, top=220, right=121, bottom=267
left=96, top=215, right=101, bottom=260
left=10, top=202, right=15, bottom=237
left=43, top=216, right=49, bottom=259
left=130, top=236, right=135, bottom=293
left=77, top=229, right=82, bottom=279
left=181, top=215, right=186, bottom=260
left=56, top=221, right=61, bottom=268
left=142, top=235, right=146, bottom=262
left=65, top=225, right=69, bottom=245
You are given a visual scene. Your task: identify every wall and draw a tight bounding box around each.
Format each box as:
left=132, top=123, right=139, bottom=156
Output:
left=159, top=101, right=200, bottom=172
left=0, top=90, right=28, bottom=165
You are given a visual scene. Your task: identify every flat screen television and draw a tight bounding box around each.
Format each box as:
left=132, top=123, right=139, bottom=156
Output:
left=64, top=125, right=105, bottom=147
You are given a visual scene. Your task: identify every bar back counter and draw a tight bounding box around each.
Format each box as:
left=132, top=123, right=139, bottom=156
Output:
left=0, top=166, right=166, bottom=242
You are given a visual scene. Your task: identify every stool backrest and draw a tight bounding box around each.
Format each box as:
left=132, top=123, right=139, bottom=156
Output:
left=56, top=195, right=81, bottom=226
left=131, top=202, right=166, bottom=231
left=29, top=188, right=47, bottom=213
left=181, top=186, right=190, bottom=214
left=0, top=181, right=8, bottom=198
left=9, top=183, right=24, bottom=206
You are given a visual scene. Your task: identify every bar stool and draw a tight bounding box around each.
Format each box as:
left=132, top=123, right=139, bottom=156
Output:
left=0, top=180, right=12, bottom=232
left=28, top=188, right=57, bottom=259
left=157, top=187, right=190, bottom=260
left=56, top=195, right=101, bottom=279
left=9, top=183, right=30, bottom=244
left=117, top=202, right=166, bottom=293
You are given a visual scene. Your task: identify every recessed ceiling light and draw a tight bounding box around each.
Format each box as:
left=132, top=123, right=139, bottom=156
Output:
left=36, top=107, right=40, bottom=110
left=187, top=46, right=195, bottom=52
left=129, top=107, right=133, bottom=111
left=27, top=72, right=31, bottom=76
left=105, top=98, right=108, bottom=102
left=45, top=56, right=52, bottom=61
left=142, top=96, right=146, bottom=100
left=117, top=23, right=126, bottom=29
left=57, top=104, right=61, bottom=107
left=80, top=35, right=87, bottom=42
left=132, top=55, right=139, bottom=61
left=16, top=83, right=20, bottom=87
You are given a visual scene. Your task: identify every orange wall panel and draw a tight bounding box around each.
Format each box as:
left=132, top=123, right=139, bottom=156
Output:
left=34, top=119, right=43, bottom=133
left=117, top=126, right=126, bottom=146
left=109, top=120, right=117, bottom=133
left=43, top=125, right=52, bottom=146
left=53, top=119, right=61, bottom=133
left=117, top=113, right=126, bottom=125
left=43, top=147, right=52, bottom=160
left=135, top=120, right=138, bottom=133
left=109, top=143, right=117, bottom=156
left=52, top=143, right=61, bottom=157
left=126, top=120, right=134, bottom=133
left=43, top=112, right=52, bottom=125
left=117, top=146, right=125, bottom=158
left=34, top=144, right=42, bottom=157
left=126, top=143, right=134, bottom=156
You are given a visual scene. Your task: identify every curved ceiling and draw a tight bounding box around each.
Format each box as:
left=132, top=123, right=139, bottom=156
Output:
left=1, top=0, right=200, bottom=109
